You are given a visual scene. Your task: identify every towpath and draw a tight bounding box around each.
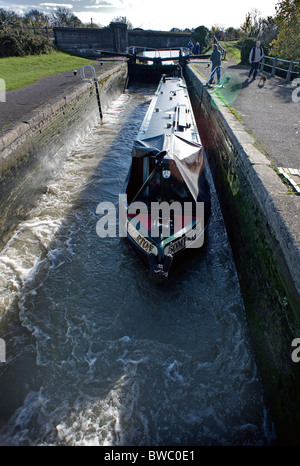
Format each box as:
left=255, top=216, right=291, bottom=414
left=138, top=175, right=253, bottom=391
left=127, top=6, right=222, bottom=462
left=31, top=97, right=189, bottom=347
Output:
left=0, top=58, right=126, bottom=134
left=191, top=55, right=300, bottom=183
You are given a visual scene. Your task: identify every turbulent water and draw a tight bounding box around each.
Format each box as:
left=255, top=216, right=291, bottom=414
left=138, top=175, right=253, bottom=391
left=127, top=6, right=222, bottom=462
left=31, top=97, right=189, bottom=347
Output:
left=0, top=85, right=275, bottom=446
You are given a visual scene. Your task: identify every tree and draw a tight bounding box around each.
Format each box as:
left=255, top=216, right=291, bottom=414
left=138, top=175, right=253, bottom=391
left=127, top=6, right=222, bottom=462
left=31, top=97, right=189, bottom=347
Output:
left=258, top=16, right=278, bottom=50
left=275, top=0, right=300, bottom=25
left=240, top=9, right=263, bottom=37
left=0, top=8, right=52, bottom=57
left=0, top=8, right=22, bottom=27
left=270, top=0, right=300, bottom=60
left=211, top=24, right=225, bottom=41
left=169, top=27, right=192, bottom=32
left=224, top=27, right=242, bottom=40
left=24, top=9, right=50, bottom=28
left=111, top=16, right=133, bottom=29
left=240, top=12, right=251, bottom=37
left=84, top=20, right=100, bottom=29
left=0, top=24, right=52, bottom=56
left=192, top=25, right=210, bottom=53
left=51, top=7, right=83, bottom=28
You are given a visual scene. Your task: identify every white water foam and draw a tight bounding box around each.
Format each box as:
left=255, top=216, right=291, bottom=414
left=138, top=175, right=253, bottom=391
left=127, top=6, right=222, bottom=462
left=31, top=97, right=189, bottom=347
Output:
left=0, top=92, right=137, bottom=317
left=0, top=87, right=276, bottom=447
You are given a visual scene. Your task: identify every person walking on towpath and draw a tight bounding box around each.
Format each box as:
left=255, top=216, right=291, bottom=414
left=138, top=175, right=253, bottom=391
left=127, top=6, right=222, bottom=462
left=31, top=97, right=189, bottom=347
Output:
left=248, top=40, right=264, bottom=80
left=187, top=40, right=194, bottom=54
left=207, top=44, right=222, bottom=86
left=194, top=42, right=200, bottom=55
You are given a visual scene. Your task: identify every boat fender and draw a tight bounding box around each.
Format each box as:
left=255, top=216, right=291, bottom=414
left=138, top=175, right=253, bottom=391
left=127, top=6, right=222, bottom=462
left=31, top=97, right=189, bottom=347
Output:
left=148, top=253, right=173, bottom=283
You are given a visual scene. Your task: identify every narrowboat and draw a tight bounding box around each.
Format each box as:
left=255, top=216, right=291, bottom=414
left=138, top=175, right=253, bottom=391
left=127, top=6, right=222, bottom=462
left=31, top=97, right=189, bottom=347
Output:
left=121, top=74, right=211, bottom=282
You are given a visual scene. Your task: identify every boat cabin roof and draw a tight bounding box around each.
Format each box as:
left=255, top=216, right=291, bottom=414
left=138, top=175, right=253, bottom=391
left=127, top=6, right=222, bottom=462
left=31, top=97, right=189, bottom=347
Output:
left=136, top=76, right=200, bottom=146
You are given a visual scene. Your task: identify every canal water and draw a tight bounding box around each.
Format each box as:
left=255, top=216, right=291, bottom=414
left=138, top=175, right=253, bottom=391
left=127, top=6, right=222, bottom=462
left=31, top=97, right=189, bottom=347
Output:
left=0, top=84, right=275, bottom=446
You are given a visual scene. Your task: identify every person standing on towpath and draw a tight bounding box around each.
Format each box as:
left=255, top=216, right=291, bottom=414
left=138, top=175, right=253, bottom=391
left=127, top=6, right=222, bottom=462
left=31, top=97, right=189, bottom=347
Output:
left=207, top=44, right=222, bottom=86
left=248, top=40, right=264, bottom=80
left=194, top=42, right=200, bottom=55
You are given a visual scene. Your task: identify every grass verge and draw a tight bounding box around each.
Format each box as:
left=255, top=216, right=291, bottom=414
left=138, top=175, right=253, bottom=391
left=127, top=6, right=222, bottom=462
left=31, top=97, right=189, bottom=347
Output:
left=220, top=41, right=241, bottom=64
left=0, top=51, right=97, bottom=91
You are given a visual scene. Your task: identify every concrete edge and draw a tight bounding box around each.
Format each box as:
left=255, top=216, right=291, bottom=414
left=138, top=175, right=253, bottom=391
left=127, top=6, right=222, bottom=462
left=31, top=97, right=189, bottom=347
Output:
left=188, top=65, right=300, bottom=298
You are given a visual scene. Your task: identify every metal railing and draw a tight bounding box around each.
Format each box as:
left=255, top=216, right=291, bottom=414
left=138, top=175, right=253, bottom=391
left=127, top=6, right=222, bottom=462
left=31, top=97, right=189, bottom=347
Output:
left=213, top=36, right=227, bottom=59
left=260, top=56, right=299, bottom=81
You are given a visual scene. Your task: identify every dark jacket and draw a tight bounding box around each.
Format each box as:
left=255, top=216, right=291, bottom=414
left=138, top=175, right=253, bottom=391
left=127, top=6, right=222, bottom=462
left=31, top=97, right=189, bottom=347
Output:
left=210, top=49, right=221, bottom=69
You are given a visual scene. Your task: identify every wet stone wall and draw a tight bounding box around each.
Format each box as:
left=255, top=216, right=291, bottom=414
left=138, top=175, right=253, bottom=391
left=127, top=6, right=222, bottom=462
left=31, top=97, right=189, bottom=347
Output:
left=0, top=63, right=127, bottom=250
left=185, top=64, right=300, bottom=445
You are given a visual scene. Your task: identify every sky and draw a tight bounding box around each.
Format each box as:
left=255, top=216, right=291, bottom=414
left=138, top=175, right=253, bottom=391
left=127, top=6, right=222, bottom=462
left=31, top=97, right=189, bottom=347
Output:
left=0, top=0, right=278, bottom=30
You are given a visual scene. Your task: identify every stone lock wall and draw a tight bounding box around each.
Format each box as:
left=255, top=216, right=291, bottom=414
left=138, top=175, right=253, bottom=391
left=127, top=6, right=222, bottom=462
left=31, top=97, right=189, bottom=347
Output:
left=54, top=23, right=128, bottom=56
left=0, top=63, right=128, bottom=249
left=54, top=25, right=192, bottom=56
left=128, top=30, right=191, bottom=49
left=186, top=64, right=300, bottom=445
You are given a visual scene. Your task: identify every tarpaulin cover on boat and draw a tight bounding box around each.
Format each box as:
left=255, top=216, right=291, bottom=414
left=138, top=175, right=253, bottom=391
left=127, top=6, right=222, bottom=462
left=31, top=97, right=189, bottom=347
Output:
left=131, top=134, right=205, bottom=202
left=132, top=135, right=166, bottom=158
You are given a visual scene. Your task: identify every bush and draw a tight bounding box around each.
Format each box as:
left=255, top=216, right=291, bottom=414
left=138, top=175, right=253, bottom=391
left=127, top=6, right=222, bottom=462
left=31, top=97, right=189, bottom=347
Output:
left=192, top=25, right=211, bottom=53
left=0, top=27, right=52, bottom=57
left=25, top=30, right=52, bottom=55
left=238, top=38, right=256, bottom=64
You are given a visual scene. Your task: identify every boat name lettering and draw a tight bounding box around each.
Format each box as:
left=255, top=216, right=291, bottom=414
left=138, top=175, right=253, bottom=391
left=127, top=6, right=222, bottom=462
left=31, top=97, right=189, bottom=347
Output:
left=186, top=221, right=202, bottom=240
left=136, top=234, right=153, bottom=253
left=127, top=220, right=138, bottom=239
left=169, top=236, right=186, bottom=254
